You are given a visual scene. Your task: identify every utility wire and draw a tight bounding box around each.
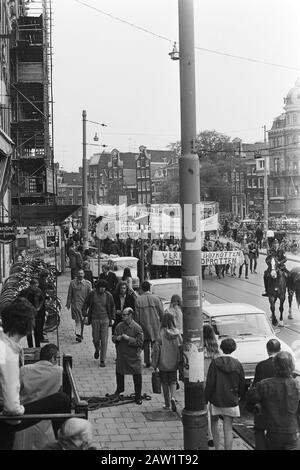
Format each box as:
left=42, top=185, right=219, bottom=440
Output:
left=73, top=0, right=300, bottom=72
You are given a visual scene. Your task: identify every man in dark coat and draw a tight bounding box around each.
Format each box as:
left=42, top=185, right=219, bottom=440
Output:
left=112, top=307, right=144, bottom=405
left=113, top=281, right=135, bottom=334
left=99, top=264, right=118, bottom=294
left=255, top=224, right=264, bottom=249
left=249, top=338, right=281, bottom=450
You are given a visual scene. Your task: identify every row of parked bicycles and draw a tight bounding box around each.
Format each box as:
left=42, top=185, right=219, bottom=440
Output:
left=0, top=258, right=61, bottom=334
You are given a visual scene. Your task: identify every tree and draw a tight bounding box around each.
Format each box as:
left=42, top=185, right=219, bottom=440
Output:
left=155, top=176, right=179, bottom=204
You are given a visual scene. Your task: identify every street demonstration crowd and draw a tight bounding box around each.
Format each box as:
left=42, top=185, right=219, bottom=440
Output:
left=0, top=219, right=299, bottom=450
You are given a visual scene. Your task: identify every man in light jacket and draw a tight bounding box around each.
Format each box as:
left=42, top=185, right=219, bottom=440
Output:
left=134, top=281, right=164, bottom=368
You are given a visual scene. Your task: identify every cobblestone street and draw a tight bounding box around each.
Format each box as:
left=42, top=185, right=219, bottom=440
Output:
left=46, top=270, right=252, bottom=451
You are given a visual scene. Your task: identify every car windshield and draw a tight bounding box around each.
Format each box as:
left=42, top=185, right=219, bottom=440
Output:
left=211, top=313, right=273, bottom=338
left=151, top=282, right=182, bottom=301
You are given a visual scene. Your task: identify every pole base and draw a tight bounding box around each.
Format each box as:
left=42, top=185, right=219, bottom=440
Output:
left=182, top=408, right=208, bottom=450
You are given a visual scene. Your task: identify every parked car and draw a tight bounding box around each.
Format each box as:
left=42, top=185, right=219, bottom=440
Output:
left=202, top=303, right=297, bottom=383
left=150, top=278, right=209, bottom=310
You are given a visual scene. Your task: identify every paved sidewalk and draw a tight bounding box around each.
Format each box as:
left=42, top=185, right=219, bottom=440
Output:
left=47, top=270, right=252, bottom=451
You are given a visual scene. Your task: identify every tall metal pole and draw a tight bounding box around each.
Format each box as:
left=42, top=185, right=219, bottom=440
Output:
left=82, top=110, right=89, bottom=250
left=178, top=0, right=207, bottom=450
left=263, top=125, right=268, bottom=231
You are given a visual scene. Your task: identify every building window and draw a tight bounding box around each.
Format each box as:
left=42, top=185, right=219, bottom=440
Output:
left=293, top=114, right=297, bottom=124
left=146, top=194, right=151, bottom=204
left=146, top=169, right=150, bottom=178
left=137, top=160, right=141, bottom=168
left=251, top=167, right=256, bottom=175
left=274, top=159, right=279, bottom=173
left=247, top=167, right=251, bottom=175
left=258, top=177, right=263, bottom=188
left=145, top=159, right=150, bottom=167
left=259, top=160, right=265, bottom=169
left=247, top=179, right=252, bottom=188
left=141, top=169, right=146, bottom=178
left=252, top=179, right=257, bottom=188
left=137, top=181, right=141, bottom=191
left=293, top=162, right=298, bottom=172
left=146, top=180, right=150, bottom=191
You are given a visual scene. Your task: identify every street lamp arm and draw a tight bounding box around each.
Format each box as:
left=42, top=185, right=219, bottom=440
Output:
left=86, top=119, right=107, bottom=127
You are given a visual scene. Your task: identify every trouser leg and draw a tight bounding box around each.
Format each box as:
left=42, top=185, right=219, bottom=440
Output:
left=116, top=373, right=125, bottom=394
left=92, top=320, right=100, bottom=351
left=245, top=263, right=248, bottom=277
left=75, top=318, right=82, bottom=336
left=255, top=430, right=266, bottom=450
left=144, top=340, right=151, bottom=365
left=99, top=321, right=109, bottom=363
left=27, top=333, right=33, bottom=348
left=34, top=310, right=43, bottom=347
left=133, top=374, right=142, bottom=400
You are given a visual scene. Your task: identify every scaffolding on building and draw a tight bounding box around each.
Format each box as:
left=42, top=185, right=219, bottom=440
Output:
left=10, top=0, right=55, bottom=224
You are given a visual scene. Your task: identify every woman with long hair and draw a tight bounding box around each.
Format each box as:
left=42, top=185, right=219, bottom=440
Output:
left=152, top=313, right=182, bottom=412
left=122, top=267, right=133, bottom=291
left=203, top=323, right=220, bottom=448
left=166, top=294, right=183, bottom=334
left=113, top=281, right=135, bottom=334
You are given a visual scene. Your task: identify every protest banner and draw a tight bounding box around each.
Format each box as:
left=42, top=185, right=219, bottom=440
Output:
left=152, top=250, right=242, bottom=266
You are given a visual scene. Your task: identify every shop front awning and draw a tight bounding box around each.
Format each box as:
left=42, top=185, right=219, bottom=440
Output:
left=11, top=205, right=81, bottom=225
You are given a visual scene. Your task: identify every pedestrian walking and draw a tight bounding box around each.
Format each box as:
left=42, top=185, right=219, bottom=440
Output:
left=205, top=337, right=245, bottom=450
left=246, top=351, right=300, bottom=450
left=246, top=339, right=281, bottom=450
left=203, top=324, right=220, bottom=447
left=67, top=241, right=83, bottom=280
left=113, top=281, right=135, bottom=334
left=83, top=279, right=116, bottom=367
left=248, top=239, right=258, bottom=273
left=66, top=269, right=92, bottom=343
left=112, top=307, right=144, bottom=405
left=99, top=264, right=118, bottom=294
left=18, top=278, right=44, bottom=348
left=134, top=281, right=164, bottom=368
left=255, top=224, right=264, bottom=249
left=238, top=239, right=249, bottom=279
left=165, top=294, right=183, bottom=334
left=151, top=313, right=182, bottom=412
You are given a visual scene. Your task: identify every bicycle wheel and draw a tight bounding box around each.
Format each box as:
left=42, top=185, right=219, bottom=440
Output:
left=44, top=312, right=60, bottom=333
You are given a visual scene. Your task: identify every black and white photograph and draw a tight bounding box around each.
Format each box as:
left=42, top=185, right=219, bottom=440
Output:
left=0, top=0, right=300, bottom=454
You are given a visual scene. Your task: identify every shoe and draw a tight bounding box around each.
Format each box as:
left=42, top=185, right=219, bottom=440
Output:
left=94, top=350, right=99, bottom=360
left=100, top=361, right=106, bottom=367
left=135, top=399, right=143, bottom=405
left=208, top=439, right=214, bottom=448
left=144, top=363, right=151, bottom=368
left=254, top=271, right=257, bottom=274
left=163, top=405, right=170, bottom=410
left=262, top=292, right=268, bottom=297
left=75, top=336, right=82, bottom=343
left=245, top=276, right=249, bottom=279
left=170, top=397, right=177, bottom=412
left=238, top=275, right=241, bottom=278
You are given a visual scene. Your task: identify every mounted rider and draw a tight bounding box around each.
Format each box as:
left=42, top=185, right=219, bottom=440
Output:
left=262, top=240, right=289, bottom=296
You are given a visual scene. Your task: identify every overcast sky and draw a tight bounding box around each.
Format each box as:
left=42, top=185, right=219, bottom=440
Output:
left=52, top=0, right=300, bottom=171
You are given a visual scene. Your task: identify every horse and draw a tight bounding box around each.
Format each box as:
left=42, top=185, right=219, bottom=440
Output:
left=287, top=266, right=300, bottom=319
left=266, top=255, right=288, bottom=327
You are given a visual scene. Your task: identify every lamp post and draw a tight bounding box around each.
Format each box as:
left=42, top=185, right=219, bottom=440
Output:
left=263, top=125, right=268, bottom=231
left=82, top=111, right=107, bottom=251
left=172, top=0, right=207, bottom=450
left=82, top=110, right=88, bottom=250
